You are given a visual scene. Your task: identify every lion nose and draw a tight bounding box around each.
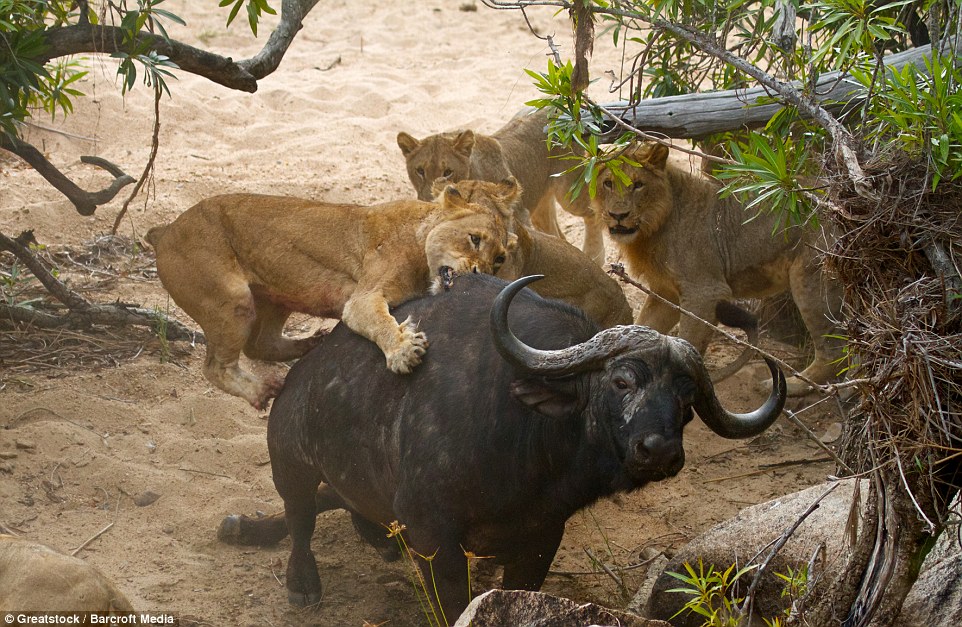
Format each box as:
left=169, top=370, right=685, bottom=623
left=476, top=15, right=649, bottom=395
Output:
left=608, top=210, right=630, bottom=221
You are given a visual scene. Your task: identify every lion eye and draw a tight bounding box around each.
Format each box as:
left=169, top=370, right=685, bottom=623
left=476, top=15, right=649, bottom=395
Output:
left=632, top=181, right=645, bottom=191
left=443, top=168, right=454, bottom=178
left=415, top=167, right=425, bottom=178
left=470, top=234, right=482, bottom=248
left=494, top=254, right=506, bottom=265
left=602, top=179, right=613, bottom=190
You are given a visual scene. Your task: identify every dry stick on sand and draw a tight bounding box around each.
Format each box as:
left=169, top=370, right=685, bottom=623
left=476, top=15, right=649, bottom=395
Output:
left=70, top=521, right=114, bottom=556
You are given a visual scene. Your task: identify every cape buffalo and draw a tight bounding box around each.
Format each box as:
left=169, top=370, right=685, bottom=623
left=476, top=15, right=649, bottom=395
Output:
left=256, top=273, right=785, bottom=619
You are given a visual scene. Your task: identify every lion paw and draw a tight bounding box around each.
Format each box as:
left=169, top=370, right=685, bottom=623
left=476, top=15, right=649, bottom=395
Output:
left=252, top=374, right=286, bottom=411
left=385, top=317, right=428, bottom=374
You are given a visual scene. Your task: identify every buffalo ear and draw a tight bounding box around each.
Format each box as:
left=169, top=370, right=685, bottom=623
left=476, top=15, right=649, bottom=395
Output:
left=510, top=378, right=579, bottom=419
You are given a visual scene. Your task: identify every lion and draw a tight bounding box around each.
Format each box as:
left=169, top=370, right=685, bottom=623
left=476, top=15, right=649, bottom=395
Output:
left=594, top=142, right=844, bottom=395
left=396, top=107, right=607, bottom=265
left=145, top=184, right=517, bottom=410
left=440, top=178, right=633, bottom=328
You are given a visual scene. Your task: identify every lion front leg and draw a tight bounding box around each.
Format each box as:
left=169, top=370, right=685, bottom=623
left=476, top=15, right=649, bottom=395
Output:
left=341, top=291, right=428, bottom=374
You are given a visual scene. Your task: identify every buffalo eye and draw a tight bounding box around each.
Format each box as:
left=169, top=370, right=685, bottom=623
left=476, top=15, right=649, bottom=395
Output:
left=416, top=167, right=425, bottom=179
left=470, top=234, right=482, bottom=248
left=610, top=366, right=638, bottom=394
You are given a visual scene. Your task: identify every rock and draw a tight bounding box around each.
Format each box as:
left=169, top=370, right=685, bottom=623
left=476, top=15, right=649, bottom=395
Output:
left=644, top=479, right=865, bottom=626
left=0, top=534, right=135, bottom=611
left=453, top=589, right=668, bottom=627
left=0, top=451, right=17, bottom=460
left=133, top=491, right=161, bottom=507
left=14, top=440, right=36, bottom=450
left=897, top=511, right=962, bottom=626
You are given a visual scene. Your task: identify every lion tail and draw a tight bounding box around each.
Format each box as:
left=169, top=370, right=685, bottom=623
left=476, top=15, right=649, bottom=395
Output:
left=144, top=225, right=167, bottom=248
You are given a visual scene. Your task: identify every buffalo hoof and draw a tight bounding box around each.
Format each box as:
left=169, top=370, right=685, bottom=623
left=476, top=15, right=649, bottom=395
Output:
left=287, top=589, right=322, bottom=607
left=217, top=515, right=244, bottom=544
left=217, top=513, right=289, bottom=546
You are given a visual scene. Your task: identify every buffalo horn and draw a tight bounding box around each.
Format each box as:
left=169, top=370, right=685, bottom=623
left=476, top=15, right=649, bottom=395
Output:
left=672, top=338, right=787, bottom=438
left=490, top=275, right=664, bottom=376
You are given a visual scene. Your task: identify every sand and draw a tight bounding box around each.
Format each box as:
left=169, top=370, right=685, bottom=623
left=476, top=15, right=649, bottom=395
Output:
left=0, top=2, right=839, bottom=625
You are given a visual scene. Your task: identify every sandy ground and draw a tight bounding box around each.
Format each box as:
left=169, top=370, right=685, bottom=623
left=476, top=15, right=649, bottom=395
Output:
left=1, top=2, right=841, bottom=625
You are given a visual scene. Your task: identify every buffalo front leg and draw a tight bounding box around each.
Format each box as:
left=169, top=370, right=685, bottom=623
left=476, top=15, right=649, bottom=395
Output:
left=501, top=523, right=565, bottom=593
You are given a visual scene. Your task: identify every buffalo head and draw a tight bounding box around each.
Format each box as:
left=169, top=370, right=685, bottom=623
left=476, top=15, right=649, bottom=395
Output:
left=491, top=275, right=787, bottom=486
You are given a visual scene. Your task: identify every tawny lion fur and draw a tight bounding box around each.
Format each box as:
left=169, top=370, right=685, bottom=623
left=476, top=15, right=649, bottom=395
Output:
left=146, top=186, right=516, bottom=409
left=440, top=178, right=633, bottom=328
left=594, top=142, right=844, bottom=395
left=397, top=107, right=607, bottom=265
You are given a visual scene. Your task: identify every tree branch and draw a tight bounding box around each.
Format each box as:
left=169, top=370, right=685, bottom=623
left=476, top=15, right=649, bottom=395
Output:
left=0, top=230, right=199, bottom=342
left=37, top=0, right=321, bottom=93
left=0, top=135, right=135, bottom=216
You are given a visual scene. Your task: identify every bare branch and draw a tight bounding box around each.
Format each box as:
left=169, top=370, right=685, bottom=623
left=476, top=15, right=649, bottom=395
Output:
left=238, top=0, right=323, bottom=80
left=0, top=135, right=135, bottom=216
left=0, top=230, right=199, bottom=342
left=37, top=0, right=321, bottom=93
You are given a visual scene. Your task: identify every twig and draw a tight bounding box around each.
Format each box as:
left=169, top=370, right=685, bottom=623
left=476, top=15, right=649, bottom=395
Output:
left=738, top=483, right=840, bottom=622
left=782, top=407, right=854, bottom=474
left=703, top=457, right=832, bottom=483
left=113, top=85, right=162, bottom=235
left=178, top=467, right=233, bottom=480
left=609, top=263, right=809, bottom=382
left=583, top=547, right=624, bottom=589
left=70, top=521, right=114, bottom=556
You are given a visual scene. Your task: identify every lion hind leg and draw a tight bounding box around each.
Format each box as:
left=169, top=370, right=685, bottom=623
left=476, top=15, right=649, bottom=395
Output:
left=198, top=284, right=281, bottom=409
left=342, top=291, right=428, bottom=374
left=786, top=258, right=846, bottom=395
left=244, top=298, right=322, bottom=362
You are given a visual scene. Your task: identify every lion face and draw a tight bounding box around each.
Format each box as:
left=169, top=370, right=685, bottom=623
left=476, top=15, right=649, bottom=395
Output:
left=397, top=130, right=475, bottom=201
left=595, top=142, right=673, bottom=243
left=425, top=186, right=518, bottom=294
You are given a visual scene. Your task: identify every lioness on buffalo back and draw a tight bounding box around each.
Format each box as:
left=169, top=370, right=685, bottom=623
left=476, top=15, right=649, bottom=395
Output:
left=256, top=274, right=785, bottom=618
left=146, top=184, right=515, bottom=409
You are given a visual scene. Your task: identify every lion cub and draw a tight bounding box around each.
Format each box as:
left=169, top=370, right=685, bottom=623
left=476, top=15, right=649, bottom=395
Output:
left=397, top=107, right=607, bottom=265
left=146, top=185, right=517, bottom=409
left=594, top=142, right=844, bottom=395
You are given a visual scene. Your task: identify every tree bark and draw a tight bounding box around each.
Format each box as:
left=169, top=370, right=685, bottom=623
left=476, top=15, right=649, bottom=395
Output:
left=599, top=42, right=945, bottom=140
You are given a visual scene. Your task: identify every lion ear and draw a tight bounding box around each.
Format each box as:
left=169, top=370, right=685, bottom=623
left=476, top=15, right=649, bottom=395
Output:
left=645, top=143, right=670, bottom=170
left=453, top=130, right=476, bottom=158
left=498, top=176, right=522, bottom=203
left=439, top=185, right=465, bottom=208
left=397, top=132, right=421, bottom=156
